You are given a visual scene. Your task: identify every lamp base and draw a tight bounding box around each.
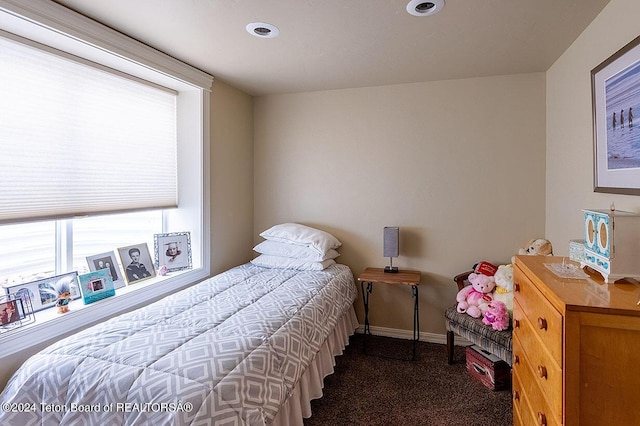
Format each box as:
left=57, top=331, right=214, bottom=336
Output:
left=384, top=266, right=399, bottom=273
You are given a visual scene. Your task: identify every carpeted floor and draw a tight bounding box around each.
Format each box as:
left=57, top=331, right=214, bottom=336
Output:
left=304, top=334, right=512, bottom=426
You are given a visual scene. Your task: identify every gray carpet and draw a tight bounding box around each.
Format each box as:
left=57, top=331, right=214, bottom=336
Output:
left=304, top=334, right=512, bottom=426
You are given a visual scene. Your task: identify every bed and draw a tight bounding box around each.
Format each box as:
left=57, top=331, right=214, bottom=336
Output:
left=0, top=260, right=358, bottom=425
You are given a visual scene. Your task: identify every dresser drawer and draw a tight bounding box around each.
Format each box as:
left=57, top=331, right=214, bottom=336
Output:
left=513, top=334, right=561, bottom=426
left=512, top=367, right=560, bottom=426
left=512, top=368, right=526, bottom=426
left=513, top=267, right=563, bottom=365
left=513, top=301, right=562, bottom=421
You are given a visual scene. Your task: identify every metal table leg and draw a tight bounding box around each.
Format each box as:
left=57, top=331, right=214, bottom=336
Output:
left=412, top=284, right=419, bottom=360
left=361, top=281, right=373, bottom=354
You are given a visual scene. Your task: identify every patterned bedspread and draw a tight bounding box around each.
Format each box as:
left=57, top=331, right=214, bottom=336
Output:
left=0, top=263, right=356, bottom=426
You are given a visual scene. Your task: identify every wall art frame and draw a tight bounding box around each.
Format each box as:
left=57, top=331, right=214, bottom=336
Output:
left=154, top=231, right=192, bottom=272
left=592, top=34, right=640, bottom=195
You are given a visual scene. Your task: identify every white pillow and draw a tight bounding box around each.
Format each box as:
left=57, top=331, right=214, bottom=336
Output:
left=250, top=255, right=336, bottom=271
left=253, top=240, right=340, bottom=261
left=259, top=223, right=341, bottom=255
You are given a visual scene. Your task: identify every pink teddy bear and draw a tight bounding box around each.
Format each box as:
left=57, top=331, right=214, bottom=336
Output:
left=456, top=272, right=495, bottom=318
left=482, top=300, right=510, bottom=331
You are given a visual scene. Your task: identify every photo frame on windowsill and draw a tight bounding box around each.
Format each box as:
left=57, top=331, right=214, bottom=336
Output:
left=86, top=251, right=126, bottom=289
left=117, top=243, right=156, bottom=285
left=5, top=272, right=80, bottom=312
left=592, top=34, right=640, bottom=195
left=154, top=232, right=192, bottom=272
left=78, top=269, right=116, bottom=305
left=0, top=293, right=36, bottom=333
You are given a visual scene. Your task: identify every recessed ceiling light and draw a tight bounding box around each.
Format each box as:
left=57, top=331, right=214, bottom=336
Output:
left=406, top=0, right=445, bottom=17
left=246, top=22, right=280, bottom=38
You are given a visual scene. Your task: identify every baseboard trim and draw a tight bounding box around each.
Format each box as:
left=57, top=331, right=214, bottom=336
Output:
left=355, top=324, right=472, bottom=346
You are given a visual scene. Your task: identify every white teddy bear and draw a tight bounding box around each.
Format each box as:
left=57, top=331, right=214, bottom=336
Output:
left=493, top=264, right=514, bottom=315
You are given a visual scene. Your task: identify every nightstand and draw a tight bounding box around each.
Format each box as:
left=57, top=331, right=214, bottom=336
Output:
left=357, top=267, right=421, bottom=360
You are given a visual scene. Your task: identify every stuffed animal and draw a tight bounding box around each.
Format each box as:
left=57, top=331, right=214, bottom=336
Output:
left=493, top=264, right=514, bottom=315
left=482, top=300, right=510, bottom=331
left=512, top=238, right=553, bottom=263
left=456, top=272, right=496, bottom=318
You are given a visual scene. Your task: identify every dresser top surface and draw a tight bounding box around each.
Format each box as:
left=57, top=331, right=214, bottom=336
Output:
left=514, top=255, right=640, bottom=316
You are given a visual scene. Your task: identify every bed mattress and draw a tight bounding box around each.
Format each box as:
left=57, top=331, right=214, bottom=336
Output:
left=0, top=263, right=357, bottom=425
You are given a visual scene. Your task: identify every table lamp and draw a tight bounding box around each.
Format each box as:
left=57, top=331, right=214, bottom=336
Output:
left=383, top=226, right=399, bottom=273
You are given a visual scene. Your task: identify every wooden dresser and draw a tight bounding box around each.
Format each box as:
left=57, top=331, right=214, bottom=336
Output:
left=512, top=255, right=640, bottom=426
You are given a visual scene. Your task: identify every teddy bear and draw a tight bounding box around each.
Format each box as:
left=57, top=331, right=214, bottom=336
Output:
left=512, top=238, right=553, bottom=264
left=482, top=300, right=510, bottom=331
left=456, top=272, right=496, bottom=318
left=493, top=264, right=514, bottom=315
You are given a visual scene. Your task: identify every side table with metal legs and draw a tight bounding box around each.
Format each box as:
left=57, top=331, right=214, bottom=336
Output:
left=358, top=268, right=421, bottom=361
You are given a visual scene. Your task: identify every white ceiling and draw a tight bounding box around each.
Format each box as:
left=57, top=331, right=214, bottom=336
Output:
left=54, top=0, right=610, bottom=96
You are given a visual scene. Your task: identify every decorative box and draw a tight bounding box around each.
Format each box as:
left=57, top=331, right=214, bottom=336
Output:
left=581, top=209, right=640, bottom=282
left=569, top=239, right=585, bottom=262
left=465, top=345, right=511, bottom=391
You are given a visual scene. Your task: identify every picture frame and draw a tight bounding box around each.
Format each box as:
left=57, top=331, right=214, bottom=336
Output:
left=0, top=293, right=35, bottom=333
left=5, top=272, right=80, bottom=312
left=591, top=34, right=640, bottom=195
left=117, top=243, right=156, bottom=285
left=78, top=269, right=115, bottom=305
left=86, top=251, right=126, bottom=289
left=154, top=232, right=192, bottom=272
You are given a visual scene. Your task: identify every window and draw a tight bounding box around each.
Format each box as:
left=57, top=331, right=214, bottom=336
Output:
left=0, top=221, right=55, bottom=286
left=0, top=212, right=162, bottom=288
left=0, top=1, right=212, bottom=356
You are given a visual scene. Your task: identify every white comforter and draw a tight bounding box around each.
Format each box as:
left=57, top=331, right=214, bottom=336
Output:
left=0, top=263, right=356, bottom=426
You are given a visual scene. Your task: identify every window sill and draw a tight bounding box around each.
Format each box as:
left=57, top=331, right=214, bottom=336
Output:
left=0, top=267, right=210, bottom=358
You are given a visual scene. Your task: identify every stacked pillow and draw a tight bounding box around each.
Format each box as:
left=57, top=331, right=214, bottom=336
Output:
left=251, top=223, right=341, bottom=271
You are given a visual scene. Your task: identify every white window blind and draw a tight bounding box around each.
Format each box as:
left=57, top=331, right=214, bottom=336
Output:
left=0, top=35, right=178, bottom=224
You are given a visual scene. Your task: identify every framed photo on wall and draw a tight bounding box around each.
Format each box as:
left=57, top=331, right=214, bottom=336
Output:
left=592, top=34, right=640, bottom=195
left=154, top=232, right=192, bottom=272
left=86, top=251, right=126, bottom=289
left=117, top=243, right=156, bottom=285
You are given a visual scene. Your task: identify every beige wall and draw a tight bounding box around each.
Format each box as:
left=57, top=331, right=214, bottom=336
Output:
left=254, top=74, right=546, bottom=337
left=546, top=0, right=640, bottom=254
left=210, top=79, right=255, bottom=273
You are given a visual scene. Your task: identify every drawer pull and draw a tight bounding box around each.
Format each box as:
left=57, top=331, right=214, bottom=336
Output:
left=538, top=317, right=547, bottom=330
left=538, top=365, right=548, bottom=379
left=537, top=412, right=547, bottom=426
left=514, top=354, right=520, bottom=365
left=514, top=390, right=520, bottom=402
left=514, top=319, right=520, bottom=329
left=514, top=282, right=520, bottom=292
